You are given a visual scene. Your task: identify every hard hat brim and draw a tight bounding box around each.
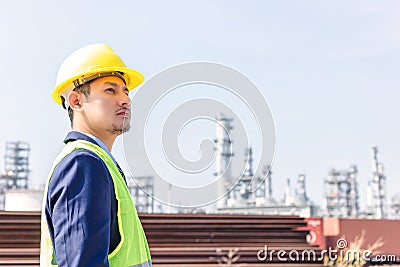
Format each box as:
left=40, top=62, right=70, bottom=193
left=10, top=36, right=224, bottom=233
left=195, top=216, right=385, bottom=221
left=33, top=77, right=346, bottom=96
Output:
left=52, top=67, right=144, bottom=104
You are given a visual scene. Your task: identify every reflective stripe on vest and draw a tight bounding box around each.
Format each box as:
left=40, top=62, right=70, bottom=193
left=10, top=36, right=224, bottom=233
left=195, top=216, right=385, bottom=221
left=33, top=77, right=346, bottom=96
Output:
left=40, top=140, right=152, bottom=266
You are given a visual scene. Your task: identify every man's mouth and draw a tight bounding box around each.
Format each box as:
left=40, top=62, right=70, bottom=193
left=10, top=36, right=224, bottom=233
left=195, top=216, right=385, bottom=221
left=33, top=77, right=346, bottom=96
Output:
left=116, top=108, right=131, bottom=118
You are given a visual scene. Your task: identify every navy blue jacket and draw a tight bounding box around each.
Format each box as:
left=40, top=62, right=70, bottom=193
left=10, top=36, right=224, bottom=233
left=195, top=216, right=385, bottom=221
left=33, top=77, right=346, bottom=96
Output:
left=45, top=131, right=125, bottom=266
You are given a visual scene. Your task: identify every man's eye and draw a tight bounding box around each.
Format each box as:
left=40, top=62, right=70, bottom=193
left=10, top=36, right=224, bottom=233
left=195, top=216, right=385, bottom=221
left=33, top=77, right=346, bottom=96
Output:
left=105, top=88, right=115, bottom=93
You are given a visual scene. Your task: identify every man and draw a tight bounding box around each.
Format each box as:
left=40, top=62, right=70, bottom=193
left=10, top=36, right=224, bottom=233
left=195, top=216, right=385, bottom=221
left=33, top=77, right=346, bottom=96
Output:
left=40, top=44, right=152, bottom=267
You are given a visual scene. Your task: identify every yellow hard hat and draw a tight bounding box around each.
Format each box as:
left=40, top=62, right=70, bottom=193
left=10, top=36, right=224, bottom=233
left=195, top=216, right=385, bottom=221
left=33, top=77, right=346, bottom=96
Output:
left=52, top=43, right=144, bottom=104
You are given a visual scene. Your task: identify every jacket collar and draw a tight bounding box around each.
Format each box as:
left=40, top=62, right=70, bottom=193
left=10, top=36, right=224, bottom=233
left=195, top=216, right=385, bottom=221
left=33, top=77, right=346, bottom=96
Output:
left=64, top=131, right=98, bottom=146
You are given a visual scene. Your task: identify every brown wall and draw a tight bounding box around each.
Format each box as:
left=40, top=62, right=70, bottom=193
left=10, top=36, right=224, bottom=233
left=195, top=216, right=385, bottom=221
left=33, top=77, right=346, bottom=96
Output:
left=323, top=218, right=400, bottom=255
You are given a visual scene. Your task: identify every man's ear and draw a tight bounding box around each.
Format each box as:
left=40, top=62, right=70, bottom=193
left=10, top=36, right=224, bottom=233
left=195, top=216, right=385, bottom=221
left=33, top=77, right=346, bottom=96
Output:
left=68, top=91, right=83, bottom=111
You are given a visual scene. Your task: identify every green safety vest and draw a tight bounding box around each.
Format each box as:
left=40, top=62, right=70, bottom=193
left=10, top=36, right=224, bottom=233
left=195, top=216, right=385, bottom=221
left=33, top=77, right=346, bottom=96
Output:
left=40, top=140, right=152, bottom=267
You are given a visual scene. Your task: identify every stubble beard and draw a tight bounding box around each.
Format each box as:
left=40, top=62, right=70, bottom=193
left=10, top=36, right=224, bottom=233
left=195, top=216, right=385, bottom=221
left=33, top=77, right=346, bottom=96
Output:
left=109, top=120, right=131, bottom=135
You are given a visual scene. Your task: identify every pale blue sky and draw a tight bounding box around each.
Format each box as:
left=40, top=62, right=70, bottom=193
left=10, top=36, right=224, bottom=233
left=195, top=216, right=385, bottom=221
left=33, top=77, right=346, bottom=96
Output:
left=1, top=1, right=399, bottom=210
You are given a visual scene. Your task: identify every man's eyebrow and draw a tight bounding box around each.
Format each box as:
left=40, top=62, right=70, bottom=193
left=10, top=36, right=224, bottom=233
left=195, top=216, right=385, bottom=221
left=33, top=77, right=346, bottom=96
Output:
left=103, top=82, right=119, bottom=87
left=103, top=81, right=128, bottom=90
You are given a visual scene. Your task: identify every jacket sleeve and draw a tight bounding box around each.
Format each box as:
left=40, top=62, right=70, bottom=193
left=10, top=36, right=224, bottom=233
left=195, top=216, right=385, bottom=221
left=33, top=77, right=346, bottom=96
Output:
left=47, top=150, right=112, bottom=267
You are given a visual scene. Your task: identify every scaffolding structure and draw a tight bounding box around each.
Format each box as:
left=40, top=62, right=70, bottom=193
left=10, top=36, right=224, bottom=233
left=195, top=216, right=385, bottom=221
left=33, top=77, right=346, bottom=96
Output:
left=127, top=176, right=154, bottom=213
left=324, top=166, right=359, bottom=218
left=226, top=147, right=256, bottom=207
left=367, top=146, right=387, bottom=219
left=297, top=174, right=308, bottom=202
left=214, top=113, right=234, bottom=208
left=214, top=113, right=314, bottom=216
left=0, top=141, right=30, bottom=209
left=263, top=165, right=273, bottom=200
left=237, top=147, right=254, bottom=200
left=390, top=194, right=400, bottom=219
left=254, top=164, right=273, bottom=205
left=284, top=174, right=309, bottom=207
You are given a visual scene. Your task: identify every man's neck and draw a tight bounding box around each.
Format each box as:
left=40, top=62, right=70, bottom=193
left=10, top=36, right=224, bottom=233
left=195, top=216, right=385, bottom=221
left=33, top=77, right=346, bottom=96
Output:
left=72, top=127, right=117, bottom=151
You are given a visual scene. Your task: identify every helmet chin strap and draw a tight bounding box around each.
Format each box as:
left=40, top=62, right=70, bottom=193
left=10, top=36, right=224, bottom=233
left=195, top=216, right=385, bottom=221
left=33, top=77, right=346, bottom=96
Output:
left=72, top=71, right=126, bottom=88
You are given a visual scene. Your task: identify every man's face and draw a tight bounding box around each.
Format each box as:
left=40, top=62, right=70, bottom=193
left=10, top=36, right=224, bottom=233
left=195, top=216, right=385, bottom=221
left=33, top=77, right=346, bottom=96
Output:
left=81, top=75, right=131, bottom=136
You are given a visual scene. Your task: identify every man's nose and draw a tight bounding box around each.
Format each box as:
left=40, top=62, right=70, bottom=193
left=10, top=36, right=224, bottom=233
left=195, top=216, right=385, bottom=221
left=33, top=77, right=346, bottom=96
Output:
left=119, top=92, right=131, bottom=106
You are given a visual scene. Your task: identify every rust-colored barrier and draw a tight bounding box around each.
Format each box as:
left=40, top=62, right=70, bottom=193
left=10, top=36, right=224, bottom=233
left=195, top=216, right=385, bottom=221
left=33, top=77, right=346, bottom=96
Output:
left=0, top=211, right=323, bottom=266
